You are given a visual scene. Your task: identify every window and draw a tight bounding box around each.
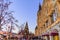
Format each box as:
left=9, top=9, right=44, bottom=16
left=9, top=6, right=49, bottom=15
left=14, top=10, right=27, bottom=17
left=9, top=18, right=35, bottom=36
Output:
left=53, top=11, right=57, bottom=21
left=50, top=14, right=54, bottom=23
left=50, top=10, right=57, bottom=23
left=44, top=24, right=45, bottom=28
left=46, top=20, right=48, bottom=27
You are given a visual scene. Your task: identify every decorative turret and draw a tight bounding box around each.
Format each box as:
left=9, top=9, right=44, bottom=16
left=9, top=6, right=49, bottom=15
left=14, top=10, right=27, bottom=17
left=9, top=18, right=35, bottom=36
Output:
left=24, top=22, right=29, bottom=35
left=35, top=26, right=38, bottom=30
left=38, top=3, right=41, bottom=12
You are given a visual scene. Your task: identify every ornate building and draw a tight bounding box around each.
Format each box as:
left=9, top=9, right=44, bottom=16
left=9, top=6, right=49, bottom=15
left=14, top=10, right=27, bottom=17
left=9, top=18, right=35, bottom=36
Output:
left=35, top=0, right=60, bottom=40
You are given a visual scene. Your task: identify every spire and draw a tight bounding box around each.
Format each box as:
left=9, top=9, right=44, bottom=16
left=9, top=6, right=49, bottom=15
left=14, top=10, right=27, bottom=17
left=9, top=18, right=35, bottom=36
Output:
left=25, top=22, right=29, bottom=30
left=35, top=26, right=38, bottom=30
left=24, top=22, right=29, bottom=35
left=38, top=3, right=41, bottom=12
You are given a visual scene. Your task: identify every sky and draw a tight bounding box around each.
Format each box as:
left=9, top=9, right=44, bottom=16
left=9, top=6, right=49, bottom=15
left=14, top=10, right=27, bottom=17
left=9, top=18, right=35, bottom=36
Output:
left=9, top=0, right=43, bottom=33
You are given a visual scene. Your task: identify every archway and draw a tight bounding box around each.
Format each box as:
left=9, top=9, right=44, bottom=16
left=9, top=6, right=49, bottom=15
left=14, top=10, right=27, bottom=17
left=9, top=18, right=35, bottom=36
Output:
left=50, top=29, right=59, bottom=40
left=42, top=32, right=49, bottom=40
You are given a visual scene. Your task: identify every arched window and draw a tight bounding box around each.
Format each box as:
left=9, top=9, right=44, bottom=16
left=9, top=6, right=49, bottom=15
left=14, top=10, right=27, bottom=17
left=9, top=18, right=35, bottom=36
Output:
left=53, top=10, right=57, bottom=21
left=50, top=10, right=57, bottom=23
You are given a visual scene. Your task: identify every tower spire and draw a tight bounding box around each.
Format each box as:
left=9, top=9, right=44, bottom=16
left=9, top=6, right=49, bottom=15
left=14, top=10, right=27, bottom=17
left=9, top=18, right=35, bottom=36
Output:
left=38, top=3, right=41, bottom=12
left=25, top=22, right=29, bottom=30
left=24, top=22, right=29, bottom=35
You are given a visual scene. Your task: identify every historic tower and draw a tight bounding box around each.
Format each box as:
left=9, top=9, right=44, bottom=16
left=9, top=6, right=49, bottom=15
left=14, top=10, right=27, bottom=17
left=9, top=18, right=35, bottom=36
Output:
left=24, top=22, right=29, bottom=35
left=35, top=0, right=60, bottom=40
left=35, top=4, right=41, bottom=36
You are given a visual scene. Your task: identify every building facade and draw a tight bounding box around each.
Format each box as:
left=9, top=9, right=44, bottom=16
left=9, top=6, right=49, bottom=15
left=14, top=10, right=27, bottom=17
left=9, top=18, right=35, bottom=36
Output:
left=35, top=0, right=60, bottom=40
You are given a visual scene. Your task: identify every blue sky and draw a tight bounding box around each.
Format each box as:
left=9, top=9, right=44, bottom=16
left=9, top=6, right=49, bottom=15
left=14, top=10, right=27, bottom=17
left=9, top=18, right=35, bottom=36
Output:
left=9, top=0, right=43, bottom=33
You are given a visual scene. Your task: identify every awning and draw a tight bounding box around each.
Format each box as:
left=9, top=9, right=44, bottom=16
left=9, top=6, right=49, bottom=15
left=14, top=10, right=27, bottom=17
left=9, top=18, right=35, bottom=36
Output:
left=50, top=29, right=58, bottom=36
left=42, top=32, right=49, bottom=36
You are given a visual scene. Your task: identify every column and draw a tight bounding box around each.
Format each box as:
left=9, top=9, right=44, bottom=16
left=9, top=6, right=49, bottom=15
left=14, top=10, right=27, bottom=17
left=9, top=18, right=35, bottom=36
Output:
left=49, top=36, right=53, bottom=40
left=59, top=31, right=60, bottom=40
left=44, top=36, right=48, bottom=40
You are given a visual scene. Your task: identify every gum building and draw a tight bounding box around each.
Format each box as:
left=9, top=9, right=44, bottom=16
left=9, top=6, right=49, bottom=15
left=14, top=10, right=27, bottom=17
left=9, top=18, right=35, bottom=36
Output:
left=35, top=0, right=60, bottom=40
